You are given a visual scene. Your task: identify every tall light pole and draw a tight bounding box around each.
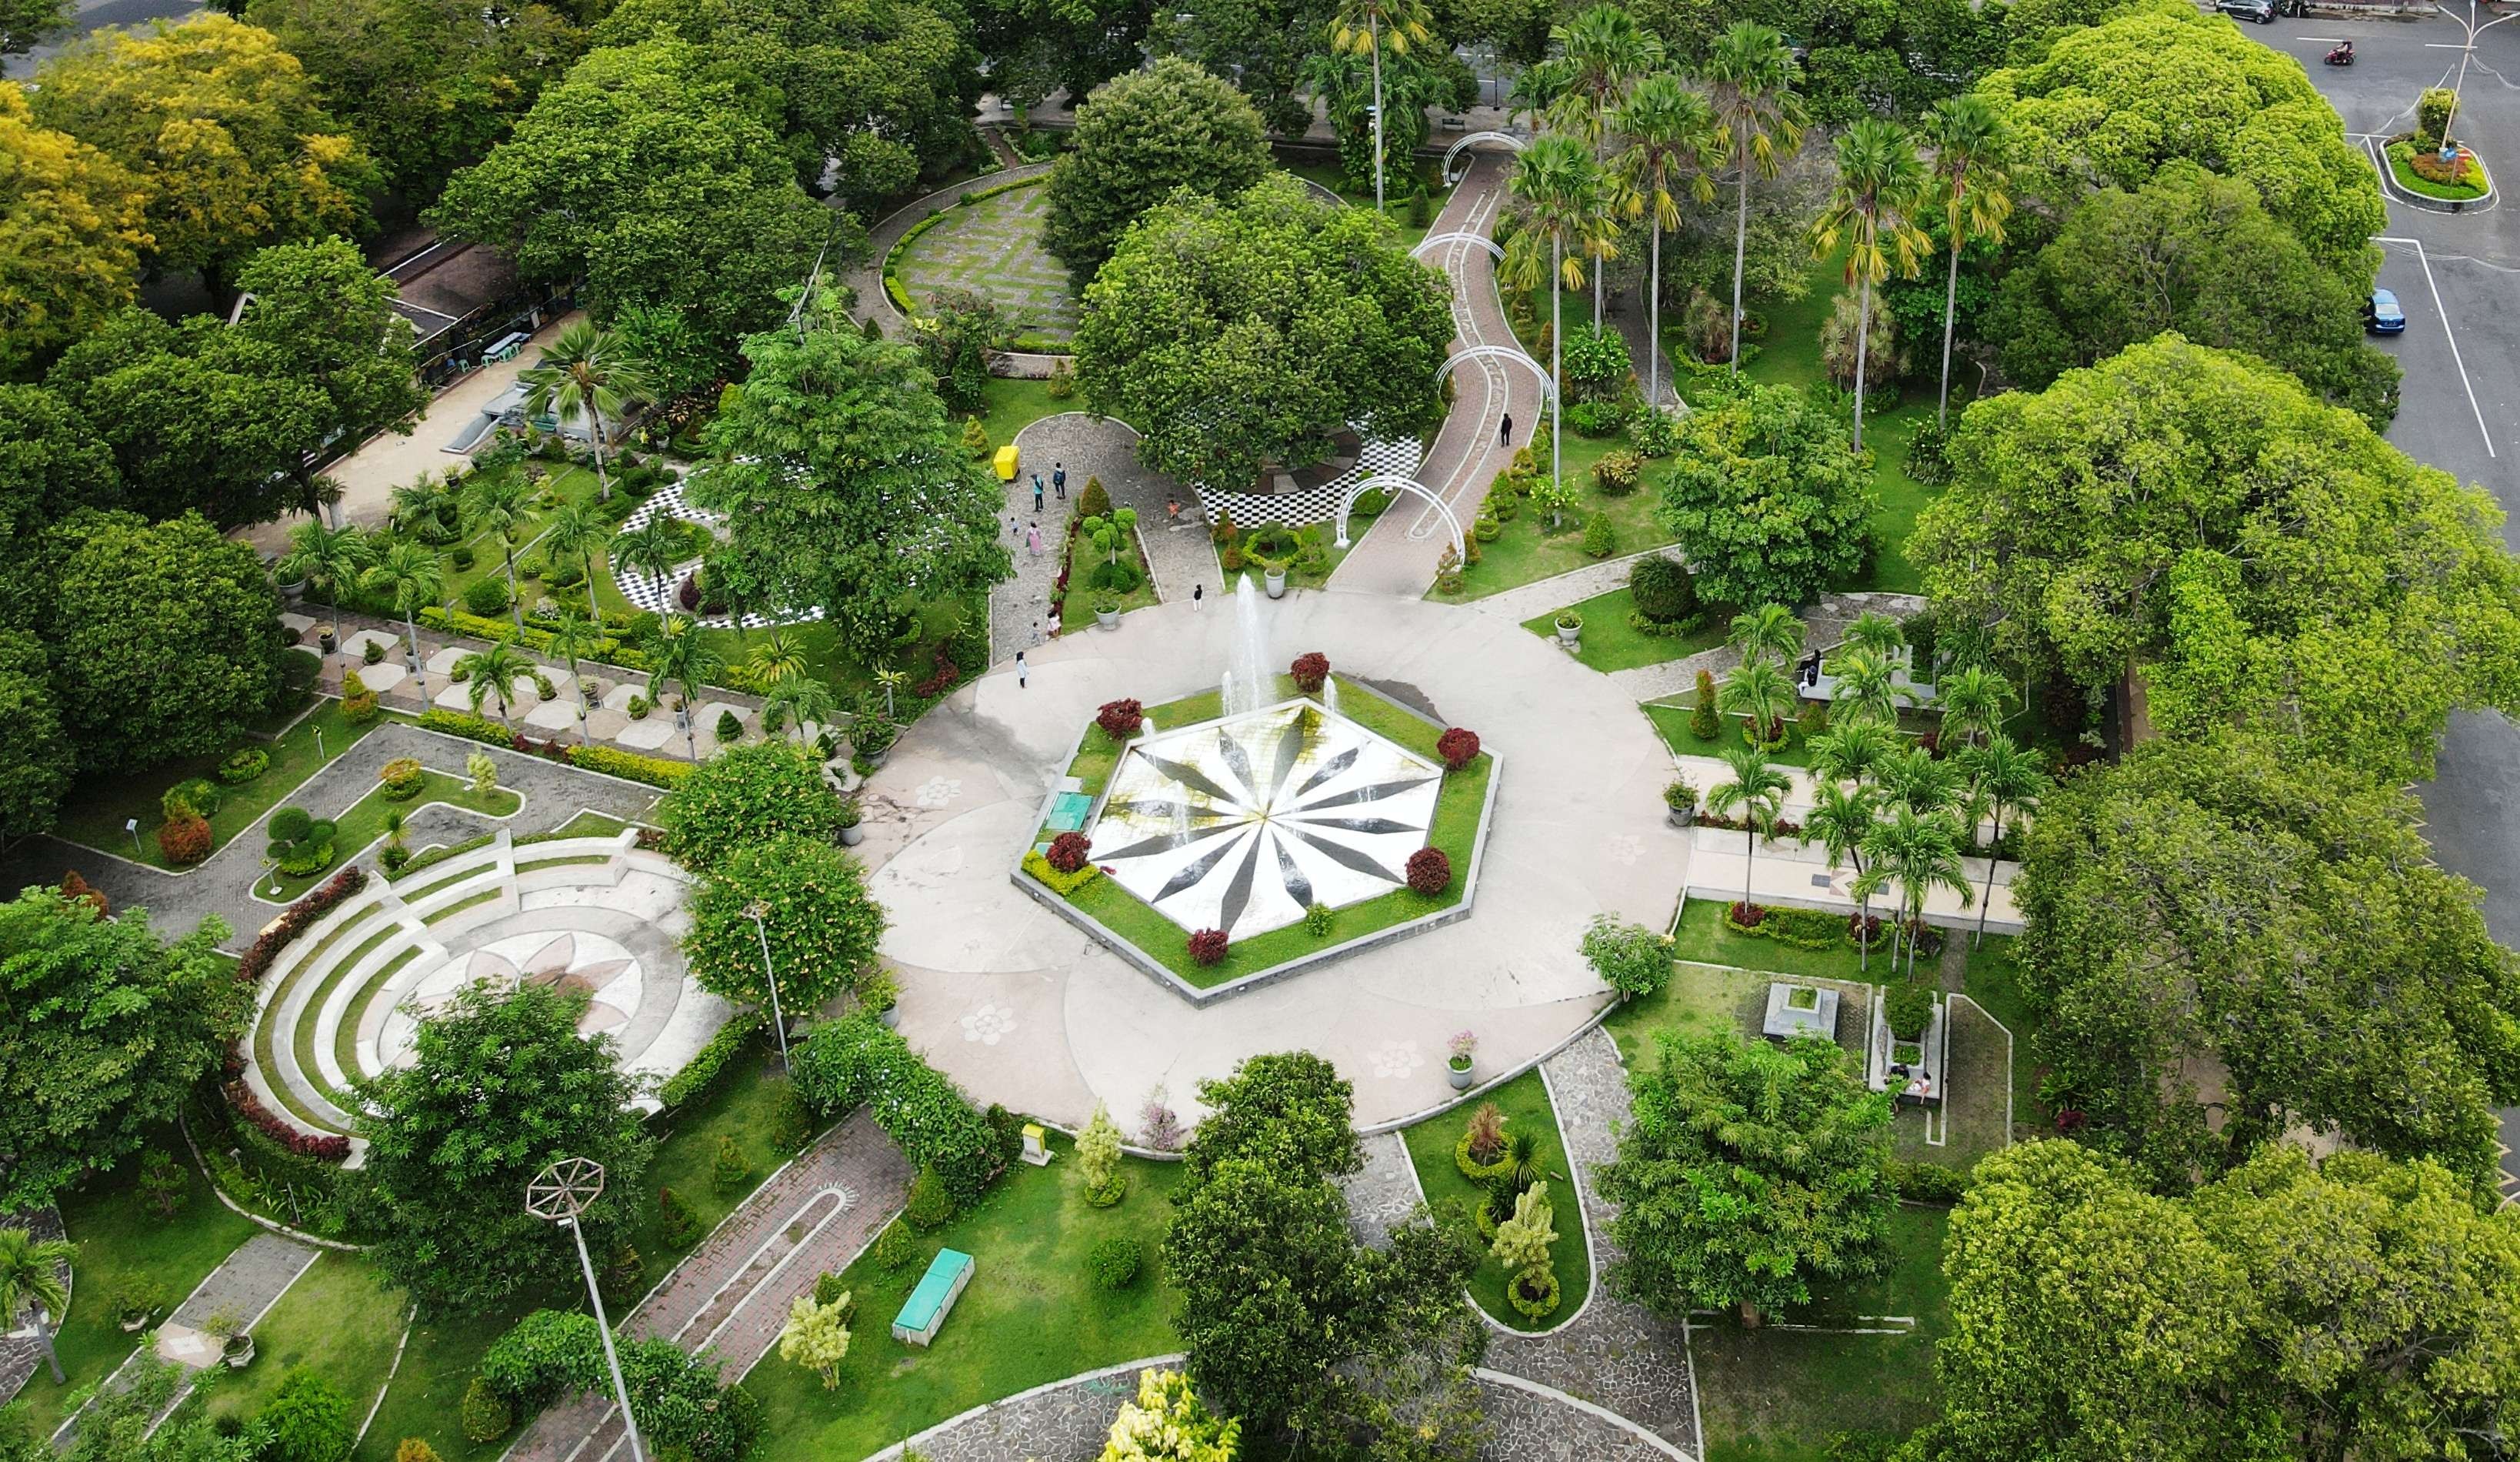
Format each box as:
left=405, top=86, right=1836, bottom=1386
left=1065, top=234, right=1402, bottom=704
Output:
left=2432, top=1, right=2518, bottom=157
left=744, top=900, right=792, bottom=1069
left=526, top=1158, right=645, bottom=1462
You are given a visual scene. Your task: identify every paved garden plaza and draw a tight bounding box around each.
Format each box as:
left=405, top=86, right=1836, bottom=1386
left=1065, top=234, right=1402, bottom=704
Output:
left=6, top=4, right=2518, bottom=1460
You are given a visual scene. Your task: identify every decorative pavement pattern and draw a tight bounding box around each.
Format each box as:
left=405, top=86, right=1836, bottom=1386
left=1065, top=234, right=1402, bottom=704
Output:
left=1195, top=432, right=1427, bottom=532
left=1341, top=1132, right=1425, bottom=1250
left=892, top=180, right=1080, bottom=342
left=613, top=478, right=825, bottom=630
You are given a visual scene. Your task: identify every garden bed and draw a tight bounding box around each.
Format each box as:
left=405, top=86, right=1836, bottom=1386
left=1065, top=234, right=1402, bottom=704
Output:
left=261, top=767, right=520, bottom=903
left=1519, top=586, right=1722, bottom=673
left=52, top=700, right=385, bottom=872
left=1397, top=1068, right=1593, bottom=1332
left=2386, top=139, right=2492, bottom=202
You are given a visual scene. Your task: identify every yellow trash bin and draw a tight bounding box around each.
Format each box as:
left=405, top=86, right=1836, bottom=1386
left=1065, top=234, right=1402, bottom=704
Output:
left=993, top=444, right=1020, bottom=482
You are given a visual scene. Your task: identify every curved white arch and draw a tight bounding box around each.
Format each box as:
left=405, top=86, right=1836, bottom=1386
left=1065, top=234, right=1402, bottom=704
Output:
left=1333, top=474, right=1465, bottom=558
left=1437, top=345, right=1558, bottom=407
left=1412, top=230, right=1506, bottom=264
left=1444, top=130, right=1528, bottom=185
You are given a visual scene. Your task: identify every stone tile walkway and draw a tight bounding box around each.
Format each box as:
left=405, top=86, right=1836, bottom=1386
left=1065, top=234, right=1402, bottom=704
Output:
left=894, top=181, right=1077, bottom=342
left=845, top=164, right=1053, bottom=334
left=1340, top=1132, right=1425, bottom=1250
left=504, top=1110, right=912, bottom=1461
left=988, top=419, right=1087, bottom=663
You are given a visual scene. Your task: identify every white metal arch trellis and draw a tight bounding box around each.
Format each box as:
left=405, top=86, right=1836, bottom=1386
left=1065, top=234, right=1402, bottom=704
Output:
left=1442, top=130, right=1528, bottom=186
left=1332, top=474, right=1466, bottom=557
left=1411, top=230, right=1506, bottom=264
left=1435, top=344, right=1557, bottom=407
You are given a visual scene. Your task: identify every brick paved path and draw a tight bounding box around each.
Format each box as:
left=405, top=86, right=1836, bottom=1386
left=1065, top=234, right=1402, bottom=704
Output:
left=1339, top=1131, right=1424, bottom=1250
left=504, top=1111, right=911, bottom=1461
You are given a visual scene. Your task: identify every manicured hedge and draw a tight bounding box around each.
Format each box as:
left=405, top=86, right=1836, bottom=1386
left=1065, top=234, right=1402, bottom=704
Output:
left=418, top=708, right=515, bottom=747
left=658, top=1010, right=765, bottom=1112
left=791, top=1012, right=998, bottom=1200
left=568, top=743, right=692, bottom=787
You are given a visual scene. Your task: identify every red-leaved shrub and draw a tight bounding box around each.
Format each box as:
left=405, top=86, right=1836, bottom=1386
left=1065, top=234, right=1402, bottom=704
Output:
left=1435, top=726, right=1480, bottom=772
left=1046, top=831, right=1092, bottom=873
left=1290, top=653, right=1330, bottom=693
left=58, top=872, right=108, bottom=916
left=1097, top=698, right=1145, bottom=740
left=1406, top=846, right=1453, bottom=896
left=1188, top=928, right=1229, bottom=966
left=157, top=813, right=212, bottom=866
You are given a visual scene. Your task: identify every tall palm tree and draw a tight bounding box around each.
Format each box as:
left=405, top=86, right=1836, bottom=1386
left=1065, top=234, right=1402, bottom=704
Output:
left=362, top=540, right=445, bottom=702
left=1505, top=134, right=1608, bottom=505
left=541, top=500, right=611, bottom=621
left=1329, top=0, right=1435, bottom=216
left=1882, top=744, right=1966, bottom=819
left=1812, top=119, right=1930, bottom=452
left=458, top=470, right=533, bottom=630
left=1549, top=5, right=1662, bottom=326
left=0, top=1227, right=74, bottom=1384
left=642, top=613, right=724, bottom=762
left=1803, top=782, right=1882, bottom=972
left=748, top=628, right=810, bottom=686
left=1708, top=746, right=1791, bottom=917
left=1917, top=94, right=2012, bottom=430
left=457, top=641, right=535, bottom=724
left=1935, top=663, right=2012, bottom=751
left=1829, top=648, right=1902, bottom=729
left=1720, top=658, right=1795, bottom=747
left=613, top=517, right=687, bottom=604
left=1702, top=22, right=1806, bottom=374
left=1844, top=611, right=1906, bottom=662
left=761, top=670, right=839, bottom=745
left=1508, top=58, right=1572, bottom=132
left=1958, top=733, right=2045, bottom=947
left=389, top=473, right=455, bottom=539
left=275, top=520, right=373, bottom=606
left=1862, top=806, right=1972, bottom=980
left=1808, top=719, right=1898, bottom=793
left=1728, top=602, right=1805, bottom=669
left=1612, top=73, right=1716, bottom=406
left=545, top=610, right=603, bottom=746
left=518, top=321, right=655, bottom=502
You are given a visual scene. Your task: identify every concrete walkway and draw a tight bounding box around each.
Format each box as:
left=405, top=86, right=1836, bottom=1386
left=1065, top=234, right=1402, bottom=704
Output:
left=55, top=1231, right=319, bottom=1448
left=1467, top=549, right=1671, bottom=626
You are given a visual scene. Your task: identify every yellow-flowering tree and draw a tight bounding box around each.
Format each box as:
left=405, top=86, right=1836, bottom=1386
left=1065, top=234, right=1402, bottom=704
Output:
left=1100, top=1369, right=1239, bottom=1462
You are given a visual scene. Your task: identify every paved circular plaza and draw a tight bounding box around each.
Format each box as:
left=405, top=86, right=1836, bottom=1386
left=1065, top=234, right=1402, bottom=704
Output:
left=852, top=591, right=1688, bottom=1130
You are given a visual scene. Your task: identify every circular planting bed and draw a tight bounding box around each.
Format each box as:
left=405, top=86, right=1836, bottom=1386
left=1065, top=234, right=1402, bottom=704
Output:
left=2385, top=138, right=2493, bottom=208
left=884, top=177, right=1079, bottom=349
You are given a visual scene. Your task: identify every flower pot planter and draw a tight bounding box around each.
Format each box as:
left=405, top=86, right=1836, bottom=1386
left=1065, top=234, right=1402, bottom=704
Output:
left=878, top=1006, right=902, bottom=1030
left=862, top=746, right=890, bottom=770
left=1665, top=803, right=1696, bottom=829
left=1555, top=622, right=1580, bottom=646
left=222, top=1335, right=255, bottom=1370
left=838, top=824, right=865, bottom=847
left=1448, top=1058, right=1474, bottom=1091
left=317, top=626, right=338, bottom=655
left=276, top=576, right=308, bottom=607
left=1095, top=608, right=1119, bottom=629
left=1265, top=569, right=1287, bottom=599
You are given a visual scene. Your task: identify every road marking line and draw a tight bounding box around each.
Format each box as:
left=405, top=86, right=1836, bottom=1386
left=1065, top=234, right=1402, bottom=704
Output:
left=2378, top=234, right=2497, bottom=457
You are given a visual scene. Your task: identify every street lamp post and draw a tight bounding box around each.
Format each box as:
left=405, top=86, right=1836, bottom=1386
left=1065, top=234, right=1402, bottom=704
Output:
left=744, top=900, right=792, bottom=1068
left=527, top=1158, right=645, bottom=1462
left=2433, top=1, right=2519, bottom=158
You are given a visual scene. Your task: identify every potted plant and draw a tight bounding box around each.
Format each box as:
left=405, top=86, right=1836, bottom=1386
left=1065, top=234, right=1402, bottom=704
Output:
left=1093, top=592, right=1122, bottom=629
left=837, top=796, right=865, bottom=847
left=855, top=716, right=899, bottom=769
left=274, top=566, right=308, bottom=606
left=859, top=969, right=902, bottom=1030
left=1663, top=778, right=1698, bottom=828
left=1447, top=1030, right=1478, bottom=1090
left=206, top=1309, right=253, bottom=1369
left=317, top=623, right=338, bottom=655
left=1554, top=610, right=1582, bottom=646
left=113, top=1278, right=165, bottom=1333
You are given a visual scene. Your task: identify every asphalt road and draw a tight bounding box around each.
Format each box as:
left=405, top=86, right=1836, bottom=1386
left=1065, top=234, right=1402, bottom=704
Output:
left=3, top=0, right=202, bottom=78
left=2240, top=6, right=2520, bottom=1193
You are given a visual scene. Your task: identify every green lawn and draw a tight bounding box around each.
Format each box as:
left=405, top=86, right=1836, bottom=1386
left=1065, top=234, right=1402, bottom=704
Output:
left=355, top=1290, right=547, bottom=1462
left=1674, top=897, right=1872, bottom=984
left=51, top=699, right=387, bottom=872
left=1045, top=676, right=1493, bottom=988
left=201, top=1253, right=406, bottom=1425
left=9, top=1132, right=262, bottom=1439
left=1692, top=1206, right=1952, bottom=1462
left=619, top=1043, right=812, bottom=1287
left=262, top=767, right=521, bottom=903
left=1521, top=587, right=1722, bottom=673
left=1439, top=427, right=1679, bottom=602
left=2386, top=139, right=2490, bottom=200
left=1059, top=523, right=1162, bottom=633
left=1398, top=1068, right=1593, bottom=1332
left=1959, top=936, right=2042, bottom=1143
left=744, top=1136, right=1182, bottom=1461
left=975, top=374, right=1078, bottom=452
left=441, top=464, right=609, bottom=608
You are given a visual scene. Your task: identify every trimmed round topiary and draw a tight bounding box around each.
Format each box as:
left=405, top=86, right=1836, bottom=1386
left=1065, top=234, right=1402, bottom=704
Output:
left=905, top=1165, right=956, bottom=1230
left=1436, top=726, right=1479, bottom=772
left=1290, top=652, right=1329, bottom=693
left=462, top=576, right=511, bottom=616
left=1454, top=1130, right=1515, bottom=1185
left=378, top=758, right=426, bottom=800
left=1507, top=1264, right=1562, bottom=1320
left=1406, top=846, right=1452, bottom=896
left=217, top=746, right=271, bottom=785
left=1096, top=698, right=1144, bottom=740
left=1187, top=928, right=1228, bottom=966
left=157, top=814, right=212, bottom=866
left=1628, top=554, right=1698, bottom=625
left=1045, top=831, right=1092, bottom=874
left=458, top=1376, right=511, bottom=1444
left=1087, top=1237, right=1142, bottom=1290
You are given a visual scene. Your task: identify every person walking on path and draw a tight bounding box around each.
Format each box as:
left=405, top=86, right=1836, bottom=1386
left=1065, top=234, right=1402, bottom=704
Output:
left=1193, top=582, right=1205, bottom=609
left=1016, top=649, right=1028, bottom=689
left=1032, top=473, right=1045, bottom=512
left=1026, top=522, right=1043, bottom=556
left=1167, top=493, right=1183, bottom=529
left=1499, top=412, right=1515, bottom=445
left=1052, top=463, right=1067, bottom=499
left=1006, top=512, right=1018, bottom=538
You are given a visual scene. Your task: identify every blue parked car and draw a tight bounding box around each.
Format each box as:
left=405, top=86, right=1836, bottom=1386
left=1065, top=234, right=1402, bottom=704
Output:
left=2367, top=289, right=2406, bottom=334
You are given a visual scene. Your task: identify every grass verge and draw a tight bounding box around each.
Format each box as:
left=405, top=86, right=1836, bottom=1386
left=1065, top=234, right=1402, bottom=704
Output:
left=201, top=1253, right=406, bottom=1424
left=52, top=701, right=384, bottom=873
left=265, top=769, right=520, bottom=902
left=1522, top=587, right=1721, bottom=673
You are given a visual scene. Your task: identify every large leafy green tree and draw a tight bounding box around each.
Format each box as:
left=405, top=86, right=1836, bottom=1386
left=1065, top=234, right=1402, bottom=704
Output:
left=0, top=0, right=68, bottom=53
left=0, top=385, right=116, bottom=626
left=1041, top=58, right=1272, bottom=287
left=1928, top=1140, right=2520, bottom=1462
left=1075, top=172, right=1453, bottom=492
left=431, top=40, right=853, bottom=353
left=967, top=0, right=1148, bottom=119
left=43, top=510, right=289, bottom=773
left=686, top=292, right=1008, bottom=657
left=0, top=887, right=244, bottom=1211
left=233, top=238, right=428, bottom=519
left=1599, top=1029, right=1895, bottom=1327
left=1148, top=0, right=1332, bottom=137
left=354, top=983, right=654, bottom=1315
left=2011, top=736, right=2520, bottom=1185
left=0, top=84, right=148, bottom=379
left=1988, top=162, right=2398, bottom=426
left=1658, top=380, right=1875, bottom=609
left=655, top=741, right=846, bottom=871
left=29, top=17, right=378, bottom=294
left=1912, top=335, right=2520, bottom=785
left=0, top=633, right=71, bottom=843
left=684, top=834, right=885, bottom=1012
left=245, top=0, right=585, bottom=203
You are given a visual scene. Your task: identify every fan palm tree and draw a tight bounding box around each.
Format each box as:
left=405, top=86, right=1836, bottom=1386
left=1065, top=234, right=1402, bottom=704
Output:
left=1720, top=658, right=1795, bottom=747
left=275, top=520, right=374, bottom=606
left=1803, top=782, right=1882, bottom=971
left=1918, top=93, right=2012, bottom=429
left=457, top=641, right=535, bottom=724
left=613, top=517, right=688, bottom=603
left=1549, top=5, right=1662, bottom=325
left=1958, top=733, right=2046, bottom=946
left=363, top=540, right=445, bottom=701
left=761, top=670, right=840, bottom=745
left=0, top=1227, right=75, bottom=1384
left=1329, top=0, right=1435, bottom=215
left=541, top=500, right=611, bottom=620
left=1612, top=73, right=1716, bottom=406
left=545, top=610, right=603, bottom=746
left=1702, top=22, right=1806, bottom=374
left=1935, top=663, right=2012, bottom=751
left=518, top=321, right=655, bottom=502
left=1808, top=718, right=1898, bottom=793
left=642, top=613, right=724, bottom=762
left=1829, top=648, right=1902, bottom=729
left=1860, top=806, right=1972, bottom=980
left=458, top=470, right=533, bottom=629
left=1708, top=746, right=1791, bottom=917
left=1728, top=602, right=1805, bottom=669
left=1811, top=119, right=1931, bottom=451
left=1505, top=134, right=1609, bottom=503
